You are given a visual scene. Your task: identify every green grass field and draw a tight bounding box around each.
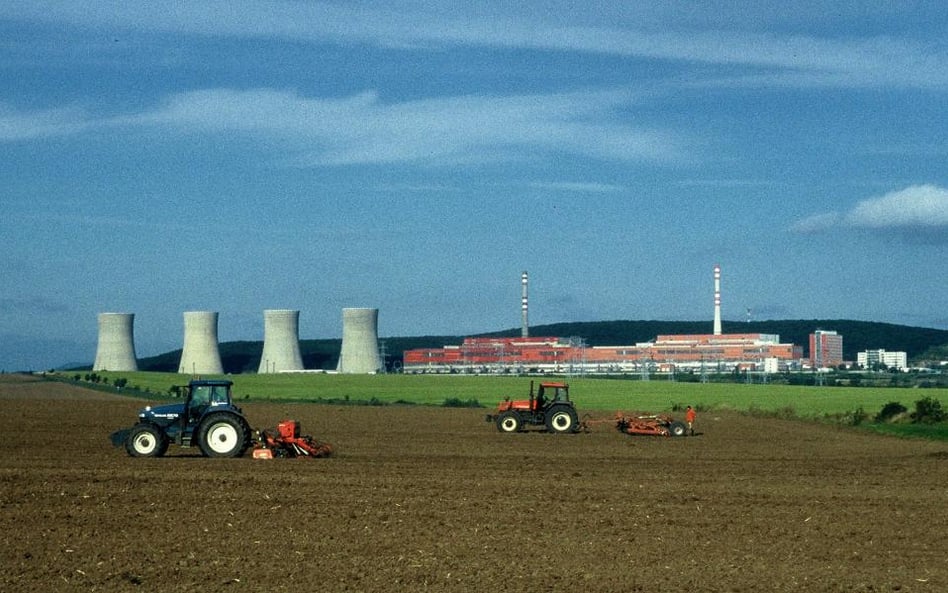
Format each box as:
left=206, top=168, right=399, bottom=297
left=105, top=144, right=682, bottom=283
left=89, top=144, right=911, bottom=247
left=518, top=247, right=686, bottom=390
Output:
left=64, top=371, right=944, bottom=419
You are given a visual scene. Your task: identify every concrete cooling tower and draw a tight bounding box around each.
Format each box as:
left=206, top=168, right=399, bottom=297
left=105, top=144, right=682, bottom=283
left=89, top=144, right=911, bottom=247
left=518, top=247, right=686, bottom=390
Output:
left=337, top=308, right=382, bottom=374
left=93, top=312, right=138, bottom=371
left=178, top=311, right=224, bottom=375
left=258, top=309, right=304, bottom=373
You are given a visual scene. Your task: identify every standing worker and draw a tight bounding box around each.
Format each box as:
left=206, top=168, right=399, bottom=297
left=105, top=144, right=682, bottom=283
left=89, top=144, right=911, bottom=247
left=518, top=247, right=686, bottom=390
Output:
left=685, top=405, right=696, bottom=436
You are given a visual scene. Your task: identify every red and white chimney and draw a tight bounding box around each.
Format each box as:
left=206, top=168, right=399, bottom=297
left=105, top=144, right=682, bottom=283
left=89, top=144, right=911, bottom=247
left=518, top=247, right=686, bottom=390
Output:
left=713, top=265, right=722, bottom=336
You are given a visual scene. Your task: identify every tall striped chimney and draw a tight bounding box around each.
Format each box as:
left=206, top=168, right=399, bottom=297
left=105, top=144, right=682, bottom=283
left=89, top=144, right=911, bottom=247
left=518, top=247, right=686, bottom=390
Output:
left=93, top=312, right=138, bottom=371
left=337, top=308, right=382, bottom=374
left=178, top=311, right=224, bottom=375
left=521, top=271, right=529, bottom=338
left=258, top=309, right=304, bottom=373
left=713, top=265, right=722, bottom=336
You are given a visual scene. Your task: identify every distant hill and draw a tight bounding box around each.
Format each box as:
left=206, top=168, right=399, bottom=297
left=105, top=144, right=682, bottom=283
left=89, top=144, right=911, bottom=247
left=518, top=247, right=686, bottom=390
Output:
left=133, top=319, right=948, bottom=373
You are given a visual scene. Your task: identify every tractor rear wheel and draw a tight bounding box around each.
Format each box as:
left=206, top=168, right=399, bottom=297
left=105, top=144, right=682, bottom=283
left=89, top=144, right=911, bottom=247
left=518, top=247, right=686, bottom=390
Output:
left=125, top=424, right=168, bottom=457
left=197, top=414, right=249, bottom=457
left=668, top=421, right=688, bottom=437
left=546, top=406, right=578, bottom=433
left=496, top=411, right=521, bottom=433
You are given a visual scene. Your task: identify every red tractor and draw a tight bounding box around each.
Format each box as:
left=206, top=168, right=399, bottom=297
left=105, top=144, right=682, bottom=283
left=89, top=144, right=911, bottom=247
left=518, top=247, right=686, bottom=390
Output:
left=487, top=381, right=580, bottom=434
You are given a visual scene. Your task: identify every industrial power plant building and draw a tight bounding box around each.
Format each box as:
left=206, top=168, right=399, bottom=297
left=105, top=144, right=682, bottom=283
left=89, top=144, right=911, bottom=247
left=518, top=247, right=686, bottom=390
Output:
left=403, top=333, right=803, bottom=375
left=857, top=349, right=908, bottom=371
left=403, top=266, right=807, bottom=375
left=810, top=329, right=844, bottom=369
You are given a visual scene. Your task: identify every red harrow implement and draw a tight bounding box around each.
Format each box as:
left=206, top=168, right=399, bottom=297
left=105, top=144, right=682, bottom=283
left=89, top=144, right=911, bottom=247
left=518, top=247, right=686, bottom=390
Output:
left=252, top=420, right=334, bottom=459
left=614, top=412, right=689, bottom=437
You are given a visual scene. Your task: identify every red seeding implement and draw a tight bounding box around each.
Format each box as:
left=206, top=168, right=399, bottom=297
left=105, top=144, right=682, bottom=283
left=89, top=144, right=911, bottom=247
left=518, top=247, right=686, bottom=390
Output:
left=252, top=420, right=334, bottom=459
left=614, top=412, right=689, bottom=437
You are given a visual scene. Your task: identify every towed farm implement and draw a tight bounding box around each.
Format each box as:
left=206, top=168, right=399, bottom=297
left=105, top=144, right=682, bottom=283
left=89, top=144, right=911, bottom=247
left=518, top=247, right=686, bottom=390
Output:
left=613, top=412, right=689, bottom=437
left=252, top=420, right=333, bottom=459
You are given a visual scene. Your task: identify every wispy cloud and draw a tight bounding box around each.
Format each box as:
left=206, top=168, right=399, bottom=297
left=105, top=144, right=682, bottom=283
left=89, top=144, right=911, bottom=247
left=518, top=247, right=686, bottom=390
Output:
left=790, top=212, right=841, bottom=234
left=0, top=104, right=92, bottom=141
left=791, top=185, right=948, bottom=242
left=528, top=181, right=625, bottom=193
left=3, top=87, right=683, bottom=166
left=4, top=1, right=946, bottom=89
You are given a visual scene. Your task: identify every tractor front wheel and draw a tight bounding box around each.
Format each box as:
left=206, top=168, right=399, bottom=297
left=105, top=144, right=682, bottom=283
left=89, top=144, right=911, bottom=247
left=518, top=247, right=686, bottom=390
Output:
left=125, top=424, right=168, bottom=458
left=546, top=407, right=578, bottom=433
left=496, top=411, right=521, bottom=433
left=197, top=414, right=249, bottom=458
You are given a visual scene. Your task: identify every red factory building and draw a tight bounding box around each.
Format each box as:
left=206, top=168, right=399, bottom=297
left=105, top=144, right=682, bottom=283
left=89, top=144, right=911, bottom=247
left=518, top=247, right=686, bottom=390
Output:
left=809, top=329, right=844, bottom=369
left=403, top=334, right=803, bottom=374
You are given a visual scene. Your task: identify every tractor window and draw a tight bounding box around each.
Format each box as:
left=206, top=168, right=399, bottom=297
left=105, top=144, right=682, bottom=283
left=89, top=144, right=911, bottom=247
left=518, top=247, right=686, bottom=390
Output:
left=210, top=385, right=229, bottom=404
left=552, top=387, right=568, bottom=402
left=190, top=386, right=211, bottom=408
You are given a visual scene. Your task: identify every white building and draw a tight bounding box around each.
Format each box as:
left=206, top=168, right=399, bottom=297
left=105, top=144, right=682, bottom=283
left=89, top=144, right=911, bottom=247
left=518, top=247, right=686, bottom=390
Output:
left=857, top=349, right=908, bottom=371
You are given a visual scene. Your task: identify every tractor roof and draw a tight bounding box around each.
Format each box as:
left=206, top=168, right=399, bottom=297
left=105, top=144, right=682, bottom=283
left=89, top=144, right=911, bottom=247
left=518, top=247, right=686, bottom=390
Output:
left=188, top=379, right=233, bottom=387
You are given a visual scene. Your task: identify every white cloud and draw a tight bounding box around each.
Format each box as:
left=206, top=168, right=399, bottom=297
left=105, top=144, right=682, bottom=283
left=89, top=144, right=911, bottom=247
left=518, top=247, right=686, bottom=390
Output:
left=844, top=185, right=948, bottom=229
left=791, top=185, right=948, bottom=240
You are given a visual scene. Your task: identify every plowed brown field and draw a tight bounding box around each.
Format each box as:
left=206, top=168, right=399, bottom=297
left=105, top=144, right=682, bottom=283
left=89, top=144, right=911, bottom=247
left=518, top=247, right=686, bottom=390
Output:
left=1, top=374, right=947, bottom=593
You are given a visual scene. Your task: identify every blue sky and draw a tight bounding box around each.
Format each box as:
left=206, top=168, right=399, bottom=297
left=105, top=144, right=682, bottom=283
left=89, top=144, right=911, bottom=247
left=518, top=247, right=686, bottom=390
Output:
left=2, top=1, right=947, bottom=370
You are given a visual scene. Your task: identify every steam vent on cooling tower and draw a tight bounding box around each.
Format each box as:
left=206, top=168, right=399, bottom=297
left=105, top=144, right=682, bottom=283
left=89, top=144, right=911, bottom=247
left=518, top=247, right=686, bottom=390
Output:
left=337, top=308, right=382, bottom=374
left=258, top=309, right=304, bottom=373
left=178, top=311, right=224, bottom=375
left=93, top=312, right=138, bottom=371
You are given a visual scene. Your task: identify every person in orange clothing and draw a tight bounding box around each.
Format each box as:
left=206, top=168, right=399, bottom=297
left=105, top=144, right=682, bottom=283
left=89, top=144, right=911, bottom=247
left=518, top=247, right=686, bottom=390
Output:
left=685, top=405, right=696, bottom=436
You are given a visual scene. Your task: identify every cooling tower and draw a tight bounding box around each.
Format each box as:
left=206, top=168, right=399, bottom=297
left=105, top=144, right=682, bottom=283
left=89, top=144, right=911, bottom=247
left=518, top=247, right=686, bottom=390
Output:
left=258, top=309, right=304, bottom=373
left=178, top=311, right=224, bottom=375
left=337, top=308, right=382, bottom=374
left=93, top=312, right=138, bottom=371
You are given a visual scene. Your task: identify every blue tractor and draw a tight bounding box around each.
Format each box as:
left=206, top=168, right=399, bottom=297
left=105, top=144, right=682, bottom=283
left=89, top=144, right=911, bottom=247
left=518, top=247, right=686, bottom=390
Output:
left=113, top=379, right=252, bottom=458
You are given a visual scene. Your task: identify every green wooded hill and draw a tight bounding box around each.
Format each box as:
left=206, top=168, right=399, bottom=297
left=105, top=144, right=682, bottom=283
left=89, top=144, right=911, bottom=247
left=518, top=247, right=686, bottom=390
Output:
left=135, top=319, right=948, bottom=374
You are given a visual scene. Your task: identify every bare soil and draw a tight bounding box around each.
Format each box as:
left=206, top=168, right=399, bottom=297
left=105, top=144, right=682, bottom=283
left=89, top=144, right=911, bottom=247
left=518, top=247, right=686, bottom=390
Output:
left=1, top=374, right=946, bottom=592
